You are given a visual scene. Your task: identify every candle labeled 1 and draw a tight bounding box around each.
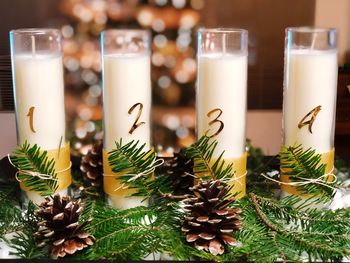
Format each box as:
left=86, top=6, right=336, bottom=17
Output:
left=10, top=29, right=72, bottom=203
left=282, top=27, right=338, bottom=196
left=197, top=28, right=248, bottom=198
left=101, top=30, right=151, bottom=209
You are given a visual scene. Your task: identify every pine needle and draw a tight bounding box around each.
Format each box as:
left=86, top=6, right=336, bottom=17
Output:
left=10, top=142, right=58, bottom=196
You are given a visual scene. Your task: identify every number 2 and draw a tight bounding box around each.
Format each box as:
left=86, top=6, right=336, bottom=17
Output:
left=26, top=106, right=36, bottom=133
left=205, top=108, right=224, bottom=138
left=128, top=103, right=146, bottom=134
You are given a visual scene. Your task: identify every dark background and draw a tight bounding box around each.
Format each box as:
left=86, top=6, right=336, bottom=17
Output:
left=0, top=0, right=316, bottom=111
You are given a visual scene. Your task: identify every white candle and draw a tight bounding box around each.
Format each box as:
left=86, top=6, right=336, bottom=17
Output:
left=101, top=30, right=151, bottom=209
left=13, top=54, right=66, bottom=149
left=10, top=29, right=71, bottom=204
left=103, top=54, right=151, bottom=152
left=283, top=49, right=338, bottom=153
left=281, top=27, right=338, bottom=201
left=197, top=53, right=247, bottom=158
left=196, top=29, right=248, bottom=199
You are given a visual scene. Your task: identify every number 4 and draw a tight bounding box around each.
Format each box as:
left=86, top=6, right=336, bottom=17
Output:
left=298, top=105, right=322, bottom=134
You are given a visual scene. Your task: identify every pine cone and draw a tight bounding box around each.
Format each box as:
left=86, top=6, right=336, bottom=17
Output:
left=35, top=194, right=95, bottom=259
left=182, top=180, right=242, bottom=256
left=163, top=149, right=194, bottom=195
left=80, top=142, right=103, bottom=186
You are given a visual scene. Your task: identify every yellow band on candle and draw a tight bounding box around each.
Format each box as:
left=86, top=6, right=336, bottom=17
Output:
left=195, top=152, right=247, bottom=199
left=103, top=149, right=150, bottom=197
left=20, top=143, right=72, bottom=192
left=280, top=148, right=335, bottom=196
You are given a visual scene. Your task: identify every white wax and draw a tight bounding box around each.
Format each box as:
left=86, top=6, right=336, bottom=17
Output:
left=103, top=54, right=151, bottom=151
left=25, top=188, right=68, bottom=205
left=13, top=54, right=66, bottom=150
left=107, top=195, right=148, bottom=210
left=283, top=49, right=338, bottom=153
left=197, top=53, right=247, bottom=158
left=103, top=54, right=151, bottom=208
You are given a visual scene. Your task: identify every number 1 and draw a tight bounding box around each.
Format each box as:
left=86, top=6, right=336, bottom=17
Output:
left=26, top=106, right=36, bottom=133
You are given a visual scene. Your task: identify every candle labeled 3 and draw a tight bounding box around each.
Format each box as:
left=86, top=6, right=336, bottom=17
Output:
left=196, top=29, right=248, bottom=198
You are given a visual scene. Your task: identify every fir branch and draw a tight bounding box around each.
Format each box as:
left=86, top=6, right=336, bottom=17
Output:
left=109, top=140, right=155, bottom=175
left=246, top=193, right=349, bottom=261
left=0, top=192, right=22, bottom=238
left=80, top=205, right=180, bottom=260
left=79, top=198, right=106, bottom=224
left=279, top=145, right=337, bottom=200
left=184, top=136, right=233, bottom=180
left=7, top=202, right=46, bottom=259
left=108, top=139, right=171, bottom=197
left=10, top=142, right=58, bottom=196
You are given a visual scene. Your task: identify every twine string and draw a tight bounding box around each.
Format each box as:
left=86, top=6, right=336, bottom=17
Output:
left=261, top=167, right=337, bottom=190
left=103, top=157, right=165, bottom=192
left=7, top=154, right=71, bottom=183
left=220, top=171, right=247, bottom=186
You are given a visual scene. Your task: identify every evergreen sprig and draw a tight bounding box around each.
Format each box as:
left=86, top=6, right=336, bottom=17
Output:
left=78, top=202, right=183, bottom=260
left=279, top=144, right=337, bottom=201
left=10, top=142, right=58, bottom=196
left=6, top=201, right=46, bottom=259
left=0, top=137, right=349, bottom=261
left=0, top=186, right=22, bottom=238
left=184, top=136, right=233, bottom=180
left=230, top=194, right=350, bottom=262
left=108, top=139, right=171, bottom=197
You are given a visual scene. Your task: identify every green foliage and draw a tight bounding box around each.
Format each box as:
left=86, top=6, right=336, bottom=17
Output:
left=228, top=194, right=350, bottom=262
left=108, top=139, right=172, bottom=197
left=280, top=144, right=337, bottom=201
left=184, top=136, right=233, bottom=180
left=246, top=140, right=278, bottom=197
left=77, top=202, right=183, bottom=260
left=0, top=185, right=22, bottom=238
left=0, top=137, right=349, bottom=261
left=10, top=142, right=58, bottom=196
left=2, top=201, right=47, bottom=259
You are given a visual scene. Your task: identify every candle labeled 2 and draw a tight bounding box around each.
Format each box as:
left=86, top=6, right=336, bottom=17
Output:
left=282, top=27, right=338, bottom=195
left=197, top=28, right=248, bottom=198
left=10, top=29, right=72, bottom=203
left=101, top=30, right=151, bottom=209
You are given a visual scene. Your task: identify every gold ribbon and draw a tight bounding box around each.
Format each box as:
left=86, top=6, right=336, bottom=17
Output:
left=195, top=152, right=247, bottom=199
left=103, top=149, right=158, bottom=196
left=103, top=149, right=131, bottom=196
left=280, top=148, right=335, bottom=196
left=19, top=143, right=72, bottom=192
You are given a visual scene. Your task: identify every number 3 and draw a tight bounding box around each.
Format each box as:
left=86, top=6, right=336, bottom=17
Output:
left=128, top=103, right=146, bottom=134
left=205, top=108, right=224, bottom=138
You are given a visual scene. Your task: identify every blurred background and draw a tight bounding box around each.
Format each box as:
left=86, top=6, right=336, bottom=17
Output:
left=0, top=0, right=349, bottom=157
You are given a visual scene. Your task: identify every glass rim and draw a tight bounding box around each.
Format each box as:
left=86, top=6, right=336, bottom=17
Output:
left=286, top=26, right=336, bottom=34
left=101, top=29, right=150, bottom=37
left=10, top=28, right=61, bottom=35
left=198, top=27, right=248, bottom=34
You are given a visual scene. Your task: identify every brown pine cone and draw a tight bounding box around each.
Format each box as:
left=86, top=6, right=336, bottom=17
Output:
left=80, top=142, right=103, bottom=186
left=163, top=149, right=194, bottom=195
left=35, top=194, right=95, bottom=259
left=182, top=180, right=242, bottom=255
